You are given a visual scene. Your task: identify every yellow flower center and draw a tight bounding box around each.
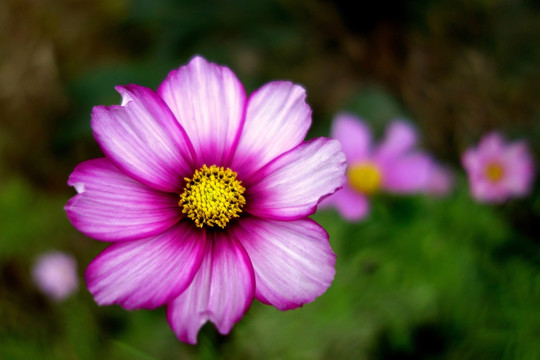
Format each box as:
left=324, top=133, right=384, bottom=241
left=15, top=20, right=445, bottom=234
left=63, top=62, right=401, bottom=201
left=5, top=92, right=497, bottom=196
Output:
left=348, top=161, right=382, bottom=195
left=179, top=165, right=246, bottom=229
left=484, top=162, right=504, bottom=183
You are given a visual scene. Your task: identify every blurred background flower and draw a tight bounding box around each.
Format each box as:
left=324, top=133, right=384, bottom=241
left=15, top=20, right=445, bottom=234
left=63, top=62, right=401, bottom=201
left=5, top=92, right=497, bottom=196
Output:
left=462, top=132, right=535, bottom=203
left=32, top=251, right=78, bottom=302
left=1, top=0, right=539, bottom=359
left=320, top=114, right=438, bottom=221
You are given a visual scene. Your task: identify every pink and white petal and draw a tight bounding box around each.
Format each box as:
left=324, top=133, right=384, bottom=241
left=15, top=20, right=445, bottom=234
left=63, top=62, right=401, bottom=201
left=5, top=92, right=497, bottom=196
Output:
left=330, top=113, right=372, bottom=163
left=86, top=222, right=206, bottom=310
left=477, top=132, right=505, bottom=159
left=469, top=180, right=492, bottom=202
left=328, top=185, right=371, bottom=221
left=464, top=163, right=501, bottom=203
left=503, top=141, right=534, bottom=177
left=65, top=158, right=182, bottom=242
left=505, top=163, right=534, bottom=197
left=502, top=175, right=529, bottom=197
left=382, top=152, right=432, bottom=193
left=375, top=121, right=418, bottom=161
left=470, top=180, right=508, bottom=203
left=233, top=217, right=336, bottom=310
left=246, top=138, right=347, bottom=220
left=167, top=232, right=255, bottom=344
left=462, top=148, right=482, bottom=173
left=230, top=81, right=311, bottom=179
left=91, top=85, right=195, bottom=193
left=158, top=56, right=246, bottom=167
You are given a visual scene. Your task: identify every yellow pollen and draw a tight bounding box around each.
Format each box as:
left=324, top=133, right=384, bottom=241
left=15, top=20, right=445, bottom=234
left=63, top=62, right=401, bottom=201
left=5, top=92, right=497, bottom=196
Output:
left=179, top=165, right=246, bottom=229
left=484, top=162, right=504, bottom=183
left=348, top=161, right=382, bottom=195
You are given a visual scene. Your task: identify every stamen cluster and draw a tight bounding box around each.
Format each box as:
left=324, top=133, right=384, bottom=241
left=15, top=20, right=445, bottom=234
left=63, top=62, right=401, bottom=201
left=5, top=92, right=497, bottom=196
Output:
left=180, top=165, right=246, bottom=228
left=484, top=162, right=504, bottom=183
left=348, top=162, right=382, bottom=195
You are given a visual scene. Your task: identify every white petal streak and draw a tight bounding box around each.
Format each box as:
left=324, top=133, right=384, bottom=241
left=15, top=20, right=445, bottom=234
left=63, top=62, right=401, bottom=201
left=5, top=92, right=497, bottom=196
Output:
left=234, top=218, right=336, bottom=310
left=65, top=158, right=181, bottom=242
left=85, top=222, right=206, bottom=310
left=231, top=81, right=311, bottom=179
left=91, top=85, right=195, bottom=192
left=167, top=231, right=255, bottom=344
left=158, top=56, right=246, bottom=166
left=246, top=138, right=347, bottom=220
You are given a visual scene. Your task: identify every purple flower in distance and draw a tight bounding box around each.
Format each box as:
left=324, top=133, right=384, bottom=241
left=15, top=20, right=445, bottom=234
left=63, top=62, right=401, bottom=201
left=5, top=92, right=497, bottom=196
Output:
left=320, top=113, right=434, bottom=221
left=32, top=251, right=78, bottom=301
left=462, top=132, right=534, bottom=203
left=65, top=56, right=346, bottom=344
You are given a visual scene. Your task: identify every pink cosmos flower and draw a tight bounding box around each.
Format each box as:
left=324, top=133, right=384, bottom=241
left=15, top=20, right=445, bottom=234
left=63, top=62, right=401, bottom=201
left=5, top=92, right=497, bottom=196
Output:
left=462, top=131, right=534, bottom=203
left=65, top=56, right=346, bottom=344
left=320, top=113, right=433, bottom=221
left=32, top=251, right=78, bottom=301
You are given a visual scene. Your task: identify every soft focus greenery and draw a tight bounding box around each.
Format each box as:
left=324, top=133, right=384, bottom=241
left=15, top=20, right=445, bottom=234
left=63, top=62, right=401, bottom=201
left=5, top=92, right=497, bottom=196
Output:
left=1, top=0, right=539, bottom=359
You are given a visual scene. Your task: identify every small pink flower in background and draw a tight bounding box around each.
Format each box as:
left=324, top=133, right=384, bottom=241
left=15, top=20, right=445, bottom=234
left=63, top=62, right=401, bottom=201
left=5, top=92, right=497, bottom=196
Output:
left=321, top=113, right=436, bottom=221
left=462, top=132, right=534, bottom=203
left=65, top=56, right=346, bottom=344
left=32, top=251, right=78, bottom=301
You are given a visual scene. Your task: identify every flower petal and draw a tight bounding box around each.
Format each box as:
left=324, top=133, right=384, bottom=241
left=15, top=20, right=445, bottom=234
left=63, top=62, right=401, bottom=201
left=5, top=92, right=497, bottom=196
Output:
left=234, top=217, right=336, bottom=310
left=321, top=185, right=370, bottom=221
left=167, top=231, right=255, bottom=344
left=375, top=121, right=418, bottom=161
left=91, top=85, right=195, bottom=192
left=469, top=179, right=508, bottom=203
left=501, top=141, right=535, bottom=195
left=463, top=133, right=505, bottom=174
left=246, top=138, right=347, bottom=220
left=65, top=158, right=182, bottom=242
left=381, top=152, right=432, bottom=193
left=462, top=147, right=481, bottom=173
left=86, top=222, right=206, bottom=310
left=330, top=113, right=371, bottom=162
left=158, top=56, right=246, bottom=167
left=477, top=132, right=505, bottom=159
left=230, top=81, right=311, bottom=179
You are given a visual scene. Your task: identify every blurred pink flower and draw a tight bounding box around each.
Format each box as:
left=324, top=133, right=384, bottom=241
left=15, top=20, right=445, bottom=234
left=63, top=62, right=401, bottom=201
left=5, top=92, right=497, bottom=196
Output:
left=462, top=132, right=534, bottom=203
left=425, top=162, right=454, bottom=196
left=321, top=113, right=435, bottom=221
left=32, top=251, right=78, bottom=301
left=65, top=56, right=346, bottom=344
